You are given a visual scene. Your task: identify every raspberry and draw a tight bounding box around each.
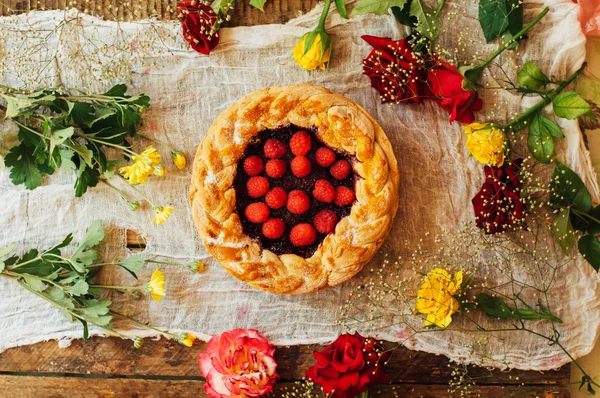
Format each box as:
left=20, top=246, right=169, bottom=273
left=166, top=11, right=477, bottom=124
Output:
left=313, top=210, right=338, bottom=234
left=244, top=202, right=270, bottom=223
left=264, top=138, right=286, bottom=159
left=243, top=155, right=264, bottom=176
left=291, top=156, right=312, bottom=178
left=334, top=186, right=355, bottom=206
left=286, top=190, right=310, bottom=215
left=290, top=131, right=312, bottom=156
left=265, top=187, right=287, bottom=209
left=262, top=218, right=285, bottom=239
left=290, top=223, right=317, bottom=247
left=247, top=176, right=270, bottom=198
left=315, top=147, right=336, bottom=167
left=330, top=160, right=351, bottom=180
left=266, top=159, right=286, bottom=178
left=312, top=179, right=335, bottom=203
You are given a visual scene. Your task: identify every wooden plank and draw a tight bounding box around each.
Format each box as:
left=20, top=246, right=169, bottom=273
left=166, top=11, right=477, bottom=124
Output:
left=0, top=337, right=569, bottom=385
left=0, top=0, right=319, bottom=25
left=0, top=375, right=571, bottom=398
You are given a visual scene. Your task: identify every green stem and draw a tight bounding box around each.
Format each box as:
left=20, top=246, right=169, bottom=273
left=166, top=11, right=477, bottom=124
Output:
left=145, top=259, right=185, bottom=267
left=501, top=62, right=587, bottom=131
left=572, top=208, right=600, bottom=225
left=91, top=284, right=139, bottom=291
left=434, top=0, right=446, bottom=18
left=110, top=310, right=177, bottom=338
left=470, top=7, right=549, bottom=80
left=317, top=0, right=332, bottom=31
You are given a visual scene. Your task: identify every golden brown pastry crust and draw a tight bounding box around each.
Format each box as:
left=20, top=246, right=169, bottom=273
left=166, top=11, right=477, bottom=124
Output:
left=190, top=83, right=399, bottom=294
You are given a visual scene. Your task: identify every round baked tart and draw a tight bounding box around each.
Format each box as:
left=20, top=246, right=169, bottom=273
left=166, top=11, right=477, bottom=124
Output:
left=190, top=83, right=399, bottom=294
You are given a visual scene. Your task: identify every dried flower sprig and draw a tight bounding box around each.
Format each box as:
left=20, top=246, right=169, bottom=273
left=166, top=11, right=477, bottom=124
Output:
left=0, top=220, right=198, bottom=348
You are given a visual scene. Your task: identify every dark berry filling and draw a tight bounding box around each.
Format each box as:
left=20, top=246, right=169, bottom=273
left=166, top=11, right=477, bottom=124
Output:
left=233, top=125, right=356, bottom=258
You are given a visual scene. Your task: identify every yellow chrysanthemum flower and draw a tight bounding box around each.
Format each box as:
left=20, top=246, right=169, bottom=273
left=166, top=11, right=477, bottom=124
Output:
left=464, top=123, right=507, bottom=167
left=119, top=146, right=163, bottom=185
left=416, top=268, right=464, bottom=329
left=293, top=30, right=331, bottom=71
left=177, top=332, right=197, bottom=347
left=172, top=151, right=186, bottom=170
left=119, top=159, right=153, bottom=185
left=145, top=268, right=165, bottom=302
left=152, top=206, right=173, bottom=225
left=140, top=145, right=161, bottom=166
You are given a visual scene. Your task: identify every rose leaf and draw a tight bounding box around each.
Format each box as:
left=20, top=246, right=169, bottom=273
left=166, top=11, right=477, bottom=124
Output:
left=553, top=91, right=593, bottom=120
left=578, top=235, right=600, bottom=272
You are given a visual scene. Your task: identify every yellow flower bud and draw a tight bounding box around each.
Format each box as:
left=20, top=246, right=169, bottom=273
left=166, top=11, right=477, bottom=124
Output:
left=133, top=336, right=144, bottom=349
left=464, top=123, right=507, bottom=167
left=415, top=268, right=464, bottom=329
left=129, top=201, right=140, bottom=212
left=293, top=30, right=331, bottom=71
left=178, top=332, right=197, bottom=347
left=190, top=260, right=205, bottom=272
left=172, top=151, right=186, bottom=170
left=153, top=165, right=166, bottom=177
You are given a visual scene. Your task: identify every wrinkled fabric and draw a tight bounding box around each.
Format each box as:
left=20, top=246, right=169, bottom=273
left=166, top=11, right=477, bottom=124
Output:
left=0, top=0, right=599, bottom=371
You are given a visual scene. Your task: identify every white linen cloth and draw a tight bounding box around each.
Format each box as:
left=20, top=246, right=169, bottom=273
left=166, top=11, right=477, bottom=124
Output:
left=0, top=0, right=598, bottom=370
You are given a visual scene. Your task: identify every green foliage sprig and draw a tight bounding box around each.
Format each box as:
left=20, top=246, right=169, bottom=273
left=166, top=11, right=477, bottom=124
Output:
left=549, top=163, right=600, bottom=271
left=0, top=84, right=149, bottom=196
left=0, top=220, right=202, bottom=347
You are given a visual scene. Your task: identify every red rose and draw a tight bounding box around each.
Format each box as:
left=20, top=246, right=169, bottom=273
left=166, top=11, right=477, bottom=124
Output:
left=472, top=159, right=525, bottom=234
left=427, top=58, right=483, bottom=124
left=177, top=1, right=219, bottom=55
left=361, top=35, right=427, bottom=104
left=305, top=332, right=390, bottom=398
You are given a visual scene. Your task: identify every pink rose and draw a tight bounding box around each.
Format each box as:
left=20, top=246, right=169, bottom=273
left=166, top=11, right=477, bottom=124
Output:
left=198, top=329, right=279, bottom=398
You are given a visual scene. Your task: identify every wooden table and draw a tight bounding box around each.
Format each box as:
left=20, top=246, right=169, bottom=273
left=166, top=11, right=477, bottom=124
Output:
left=0, top=1, right=572, bottom=396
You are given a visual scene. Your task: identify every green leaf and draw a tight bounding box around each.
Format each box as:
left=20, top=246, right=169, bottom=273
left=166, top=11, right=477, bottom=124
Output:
left=478, top=0, right=522, bottom=43
left=249, top=0, right=267, bottom=11
left=578, top=235, right=600, bottom=272
left=351, top=0, right=407, bottom=16
left=4, top=143, right=43, bottom=190
left=117, top=255, right=144, bottom=278
left=65, top=279, right=89, bottom=296
left=22, top=274, right=46, bottom=292
left=102, top=159, right=123, bottom=179
left=49, top=127, right=74, bottom=160
left=517, top=62, right=549, bottom=89
left=588, top=206, right=600, bottom=235
left=103, top=84, right=128, bottom=97
left=1, top=95, right=35, bottom=118
left=549, top=163, right=593, bottom=213
left=409, top=0, right=439, bottom=41
left=59, top=148, right=77, bottom=173
left=78, top=299, right=111, bottom=317
left=527, top=112, right=555, bottom=164
left=70, top=143, right=94, bottom=168
left=476, top=293, right=562, bottom=323
left=70, top=221, right=105, bottom=270
left=553, top=92, right=593, bottom=120
left=69, top=102, right=95, bottom=126
left=79, top=319, right=89, bottom=342
left=74, top=163, right=100, bottom=197
left=391, top=0, right=417, bottom=26
left=0, top=243, right=16, bottom=272
left=552, top=208, right=577, bottom=255
left=335, top=0, right=349, bottom=18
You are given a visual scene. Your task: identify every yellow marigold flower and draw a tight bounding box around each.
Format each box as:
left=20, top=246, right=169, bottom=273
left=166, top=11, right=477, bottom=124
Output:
left=172, top=151, right=186, bottom=170
left=464, top=123, right=507, bottom=167
left=178, top=332, right=197, bottom=347
left=152, top=206, right=173, bottom=225
left=119, top=159, right=153, bottom=185
left=140, top=145, right=161, bottom=166
left=293, top=30, right=331, bottom=71
left=416, top=268, right=464, bottom=329
left=153, top=165, right=166, bottom=177
left=145, top=268, right=165, bottom=302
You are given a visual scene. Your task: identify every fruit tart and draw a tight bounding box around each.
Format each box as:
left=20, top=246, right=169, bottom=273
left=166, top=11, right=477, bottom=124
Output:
left=190, top=83, right=399, bottom=294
